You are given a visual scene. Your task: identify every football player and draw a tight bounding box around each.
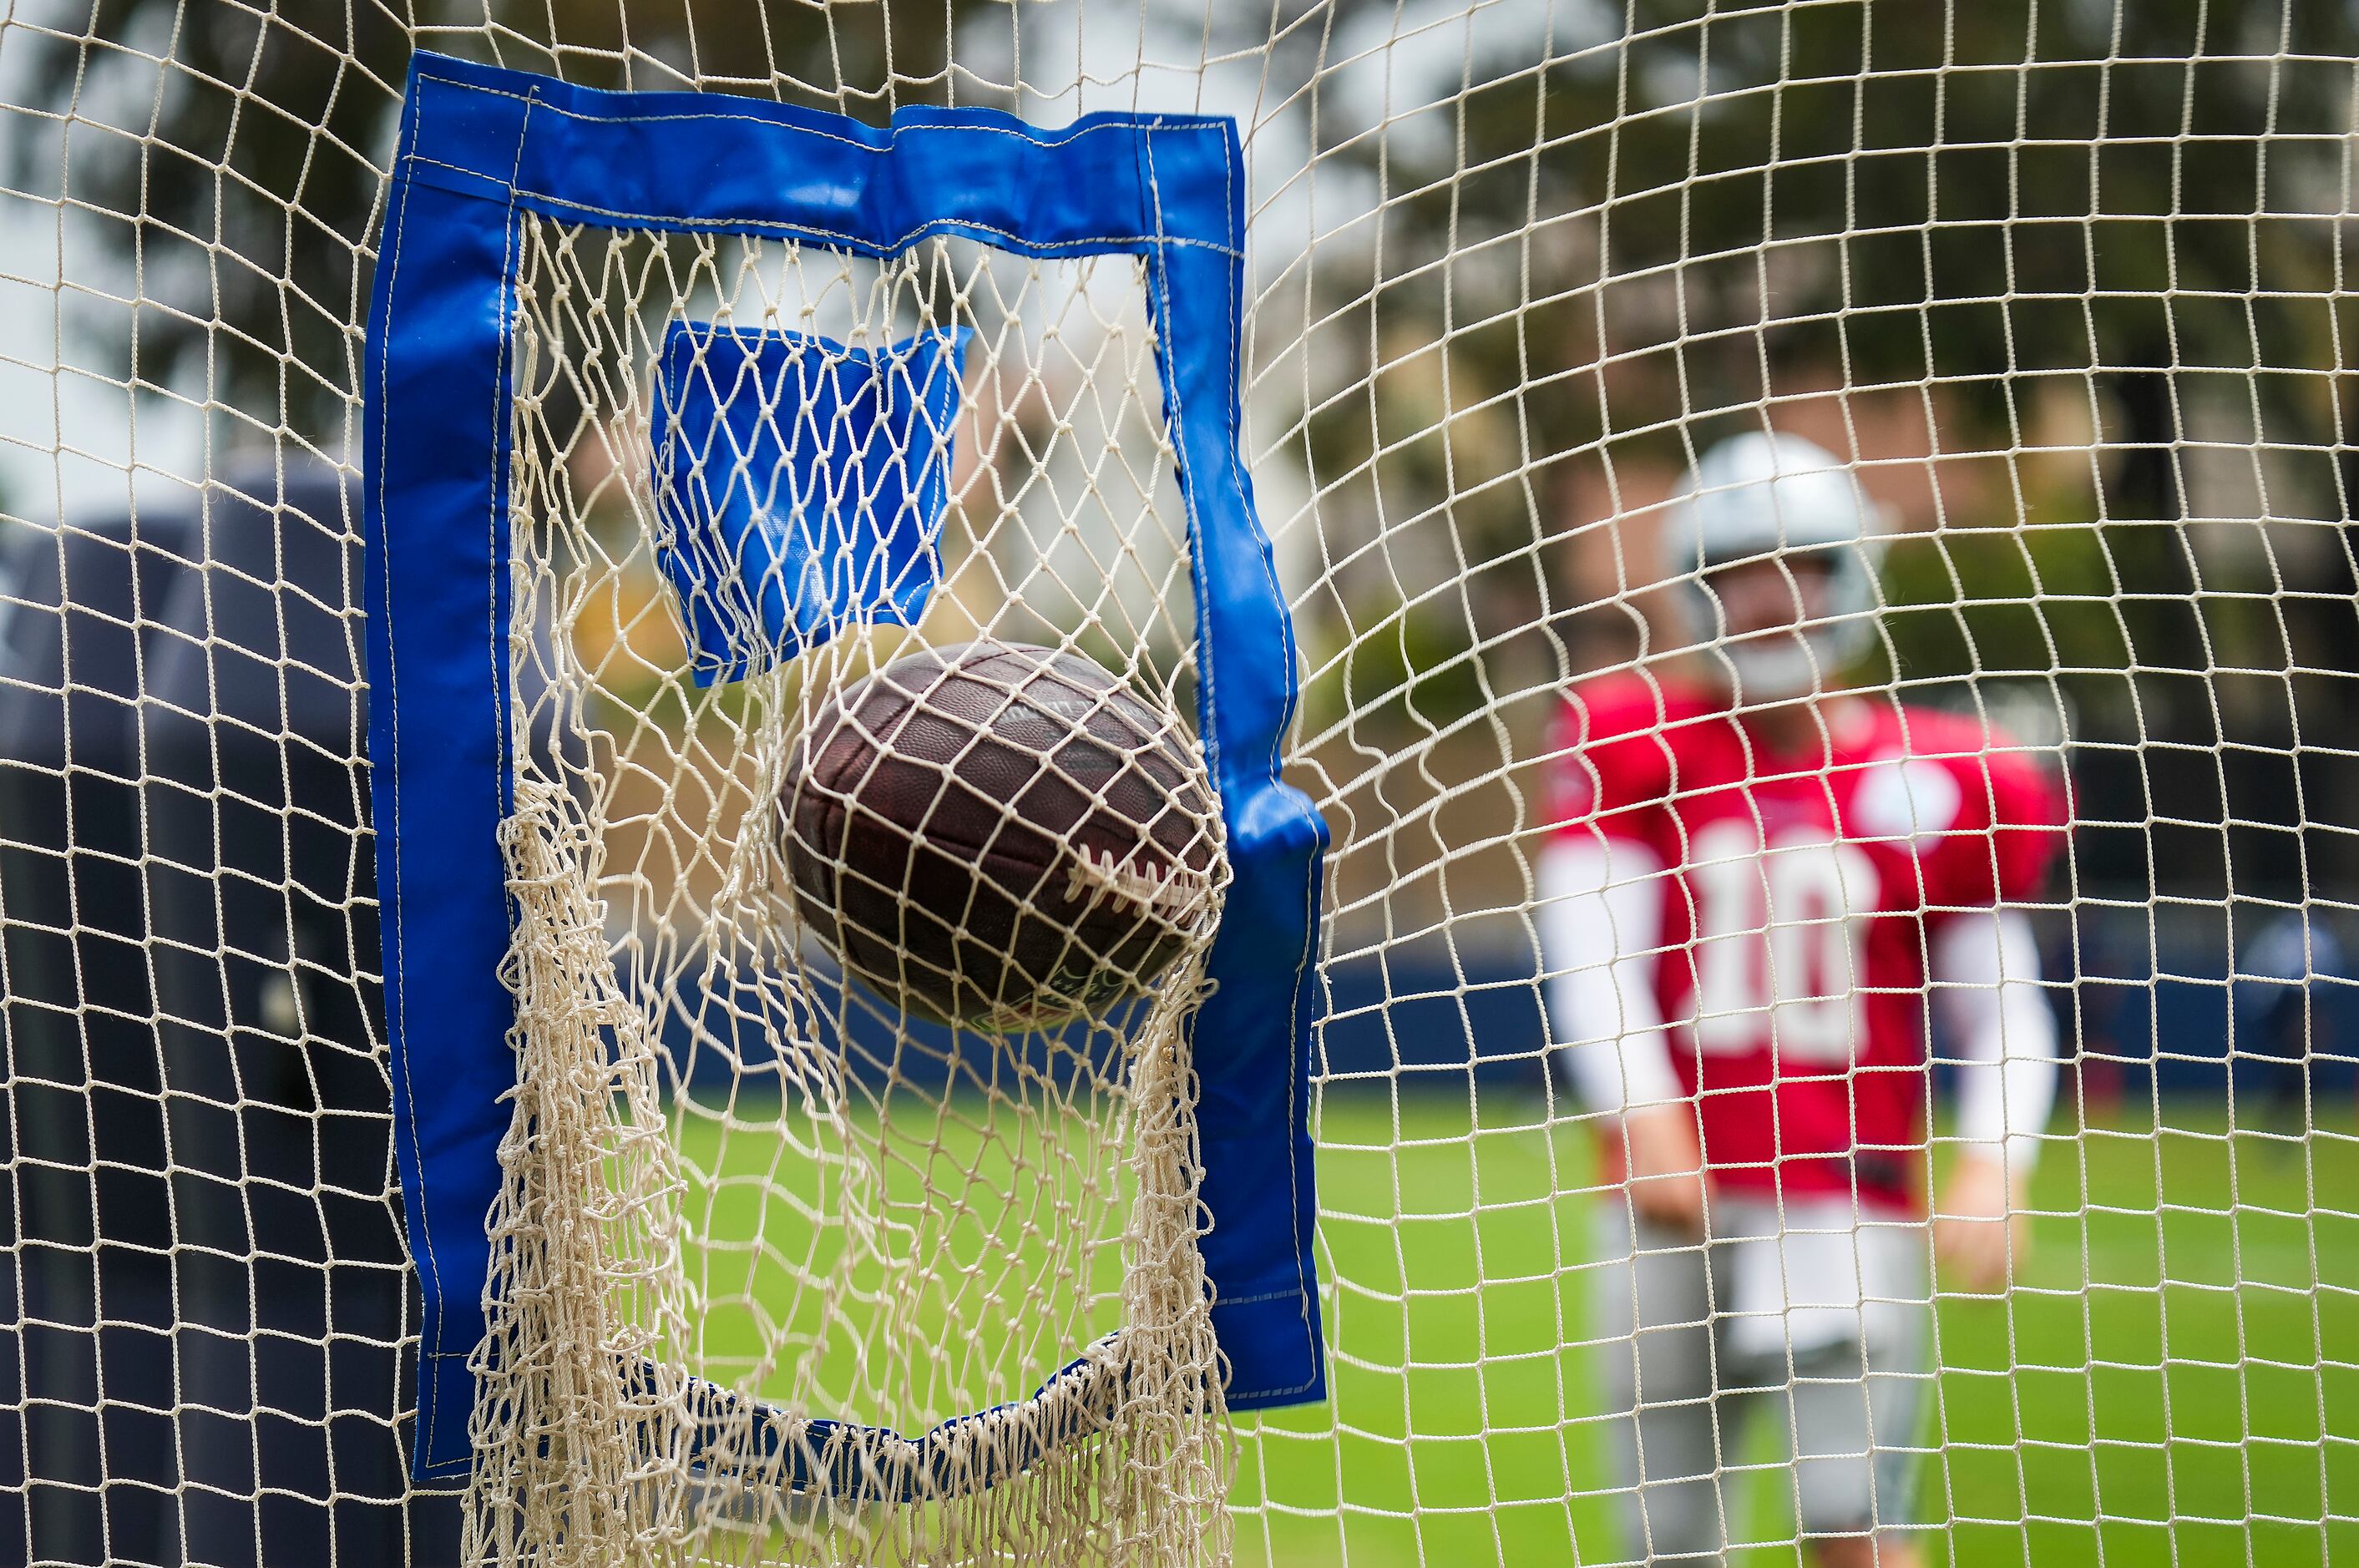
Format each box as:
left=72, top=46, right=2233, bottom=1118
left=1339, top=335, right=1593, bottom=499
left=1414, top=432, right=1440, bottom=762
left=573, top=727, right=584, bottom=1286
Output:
left=1536, top=431, right=2069, bottom=1565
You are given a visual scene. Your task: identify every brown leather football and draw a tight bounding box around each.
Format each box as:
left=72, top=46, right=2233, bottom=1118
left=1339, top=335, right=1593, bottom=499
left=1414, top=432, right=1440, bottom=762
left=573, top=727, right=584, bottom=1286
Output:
left=780, top=640, right=1221, bottom=1029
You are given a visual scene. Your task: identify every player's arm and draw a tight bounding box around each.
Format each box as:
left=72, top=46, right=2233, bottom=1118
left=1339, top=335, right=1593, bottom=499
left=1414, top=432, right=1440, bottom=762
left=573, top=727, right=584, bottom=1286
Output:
left=1534, top=827, right=1705, bottom=1233
left=1928, top=907, right=2059, bottom=1291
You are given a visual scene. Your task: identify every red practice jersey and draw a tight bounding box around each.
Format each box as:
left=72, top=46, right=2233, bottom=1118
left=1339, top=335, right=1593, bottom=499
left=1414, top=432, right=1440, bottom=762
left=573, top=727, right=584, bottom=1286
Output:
left=1548, top=671, right=2069, bottom=1211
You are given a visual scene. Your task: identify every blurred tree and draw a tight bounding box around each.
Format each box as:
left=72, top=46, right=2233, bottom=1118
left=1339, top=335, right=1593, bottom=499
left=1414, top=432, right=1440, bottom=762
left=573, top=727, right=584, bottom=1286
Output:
left=17, top=0, right=2356, bottom=894
left=1259, top=0, right=2359, bottom=895
left=2, top=0, right=990, bottom=440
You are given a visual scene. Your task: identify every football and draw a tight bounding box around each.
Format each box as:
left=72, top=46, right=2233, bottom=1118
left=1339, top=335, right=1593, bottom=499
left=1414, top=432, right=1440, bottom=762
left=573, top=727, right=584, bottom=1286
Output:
left=780, top=640, right=1222, bottom=1029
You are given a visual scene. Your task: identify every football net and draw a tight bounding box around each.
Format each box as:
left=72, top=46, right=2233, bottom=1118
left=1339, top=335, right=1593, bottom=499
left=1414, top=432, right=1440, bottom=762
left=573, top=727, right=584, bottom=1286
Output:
left=475, top=221, right=1228, bottom=1563
left=0, top=3, right=2351, bottom=1566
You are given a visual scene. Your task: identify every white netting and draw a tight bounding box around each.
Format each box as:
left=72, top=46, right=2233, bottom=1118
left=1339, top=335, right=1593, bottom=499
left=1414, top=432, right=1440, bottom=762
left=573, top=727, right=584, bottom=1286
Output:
left=469, top=220, right=1230, bottom=1564
left=0, top=3, right=2353, bottom=1565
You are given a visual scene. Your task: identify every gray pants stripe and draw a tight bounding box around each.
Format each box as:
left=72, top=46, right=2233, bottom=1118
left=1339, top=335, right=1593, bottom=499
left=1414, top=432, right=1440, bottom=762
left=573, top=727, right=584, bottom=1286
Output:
left=1589, top=1196, right=1934, bottom=1564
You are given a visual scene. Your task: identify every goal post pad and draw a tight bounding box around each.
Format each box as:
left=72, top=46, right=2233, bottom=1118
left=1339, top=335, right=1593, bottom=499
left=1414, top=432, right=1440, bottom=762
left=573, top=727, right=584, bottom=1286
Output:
left=364, top=52, right=1330, bottom=1482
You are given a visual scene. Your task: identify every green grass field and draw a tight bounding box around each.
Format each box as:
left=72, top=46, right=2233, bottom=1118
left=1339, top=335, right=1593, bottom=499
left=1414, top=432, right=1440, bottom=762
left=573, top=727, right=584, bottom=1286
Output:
left=1235, top=1094, right=2359, bottom=1566
left=681, top=1093, right=2359, bottom=1565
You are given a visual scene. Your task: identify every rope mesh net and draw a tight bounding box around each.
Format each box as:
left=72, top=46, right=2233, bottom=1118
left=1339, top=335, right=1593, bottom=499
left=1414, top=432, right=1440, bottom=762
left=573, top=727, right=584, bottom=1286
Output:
left=0, top=3, right=2353, bottom=1564
left=476, top=220, right=1229, bottom=1563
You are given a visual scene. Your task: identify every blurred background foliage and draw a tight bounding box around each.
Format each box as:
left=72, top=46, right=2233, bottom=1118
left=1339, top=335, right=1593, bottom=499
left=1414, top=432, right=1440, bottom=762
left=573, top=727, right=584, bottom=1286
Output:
left=1272, top=0, right=2359, bottom=904
left=0, top=0, right=991, bottom=438
left=13, top=0, right=2358, bottom=901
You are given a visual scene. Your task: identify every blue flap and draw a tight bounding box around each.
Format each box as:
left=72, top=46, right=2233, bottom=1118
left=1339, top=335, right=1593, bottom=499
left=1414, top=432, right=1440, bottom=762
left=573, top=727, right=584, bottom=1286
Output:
left=653, top=322, right=968, bottom=683
left=366, top=52, right=1331, bottom=1480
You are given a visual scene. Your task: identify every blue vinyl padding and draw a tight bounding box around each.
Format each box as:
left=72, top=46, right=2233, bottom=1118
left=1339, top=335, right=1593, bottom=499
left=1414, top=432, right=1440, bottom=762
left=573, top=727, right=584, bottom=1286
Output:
left=652, top=321, right=967, bottom=682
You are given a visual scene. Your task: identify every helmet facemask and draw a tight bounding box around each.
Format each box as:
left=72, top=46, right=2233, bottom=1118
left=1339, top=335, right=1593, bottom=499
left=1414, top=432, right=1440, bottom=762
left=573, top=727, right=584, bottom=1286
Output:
left=1665, top=431, right=1886, bottom=706
left=1686, top=541, right=1883, bottom=706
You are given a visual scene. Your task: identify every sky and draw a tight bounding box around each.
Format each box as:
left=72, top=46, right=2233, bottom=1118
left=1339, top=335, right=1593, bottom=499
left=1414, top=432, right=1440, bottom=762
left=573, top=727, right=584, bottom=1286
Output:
left=0, top=0, right=1572, bottom=532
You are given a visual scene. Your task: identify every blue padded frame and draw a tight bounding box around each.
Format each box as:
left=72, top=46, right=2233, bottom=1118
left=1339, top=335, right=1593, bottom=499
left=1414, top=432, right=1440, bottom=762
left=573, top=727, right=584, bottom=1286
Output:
left=365, top=52, right=1329, bottom=1481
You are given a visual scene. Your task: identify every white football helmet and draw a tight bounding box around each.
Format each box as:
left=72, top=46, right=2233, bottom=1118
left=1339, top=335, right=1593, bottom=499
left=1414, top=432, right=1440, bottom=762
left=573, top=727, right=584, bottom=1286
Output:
left=1667, top=430, right=1884, bottom=701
